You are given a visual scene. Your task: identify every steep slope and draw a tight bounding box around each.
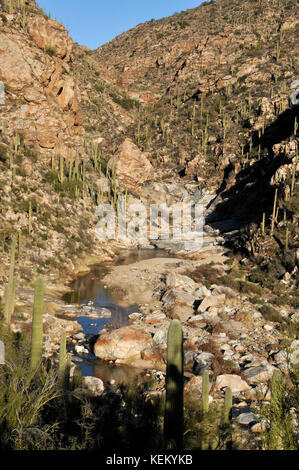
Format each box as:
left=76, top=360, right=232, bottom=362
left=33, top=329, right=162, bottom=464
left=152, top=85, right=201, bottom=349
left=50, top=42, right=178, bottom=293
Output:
left=95, top=0, right=298, bottom=97
left=93, top=0, right=298, bottom=181
left=92, top=0, right=299, bottom=284
left=0, top=0, right=128, bottom=289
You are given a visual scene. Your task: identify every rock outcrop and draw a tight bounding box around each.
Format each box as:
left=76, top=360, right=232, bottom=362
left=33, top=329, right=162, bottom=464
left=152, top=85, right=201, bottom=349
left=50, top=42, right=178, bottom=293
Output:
left=0, top=8, right=82, bottom=154
left=108, top=138, right=153, bottom=191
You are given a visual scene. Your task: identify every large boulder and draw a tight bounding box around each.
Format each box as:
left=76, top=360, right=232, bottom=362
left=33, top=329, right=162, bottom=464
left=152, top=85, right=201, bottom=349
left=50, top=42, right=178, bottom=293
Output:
left=215, top=374, right=250, bottom=393
left=166, top=272, right=197, bottom=292
left=243, top=364, right=277, bottom=384
left=94, top=325, right=153, bottom=361
left=108, top=138, right=153, bottom=190
left=198, top=294, right=226, bottom=313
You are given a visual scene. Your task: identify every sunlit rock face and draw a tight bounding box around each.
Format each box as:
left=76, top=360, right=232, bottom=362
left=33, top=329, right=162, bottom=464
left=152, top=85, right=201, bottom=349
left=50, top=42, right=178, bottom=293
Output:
left=0, top=13, right=82, bottom=154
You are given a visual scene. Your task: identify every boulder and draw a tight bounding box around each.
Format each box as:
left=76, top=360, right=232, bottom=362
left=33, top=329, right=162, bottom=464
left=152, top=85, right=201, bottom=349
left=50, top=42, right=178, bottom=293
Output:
left=290, top=340, right=299, bottom=365
left=144, top=311, right=166, bottom=324
left=153, top=329, right=168, bottom=345
left=94, top=325, right=153, bottom=361
left=194, top=285, right=211, bottom=298
left=198, top=294, right=226, bottom=313
left=243, top=364, right=277, bottom=384
left=215, top=374, right=250, bottom=393
left=83, top=376, right=104, bottom=397
left=162, top=289, right=195, bottom=308
left=166, top=272, right=196, bottom=292
left=0, top=35, right=38, bottom=91
left=184, top=375, right=203, bottom=396
left=108, top=138, right=153, bottom=190
left=237, top=412, right=257, bottom=426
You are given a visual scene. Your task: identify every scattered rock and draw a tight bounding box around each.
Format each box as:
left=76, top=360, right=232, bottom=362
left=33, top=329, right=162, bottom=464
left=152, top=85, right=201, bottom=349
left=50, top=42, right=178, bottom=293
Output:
left=197, top=294, right=226, bottom=313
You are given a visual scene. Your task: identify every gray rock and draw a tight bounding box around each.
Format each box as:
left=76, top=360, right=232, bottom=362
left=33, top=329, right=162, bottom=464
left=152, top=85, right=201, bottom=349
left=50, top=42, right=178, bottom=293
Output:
left=237, top=412, right=257, bottom=426
left=73, top=332, right=85, bottom=341
left=243, top=364, right=277, bottom=384
left=194, top=285, right=211, bottom=298
left=83, top=376, right=104, bottom=396
left=184, top=350, right=196, bottom=366
left=75, top=345, right=89, bottom=355
left=162, top=289, right=195, bottom=308
left=166, top=272, right=196, bottom=292
left=215, top=374, right=250, bottom=393
left=153, top=329, right=168, bottom=345
left=290, top=340, right=299, bottom=365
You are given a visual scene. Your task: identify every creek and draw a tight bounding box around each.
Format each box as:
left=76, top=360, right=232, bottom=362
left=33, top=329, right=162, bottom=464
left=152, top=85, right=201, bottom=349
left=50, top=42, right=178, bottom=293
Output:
left=62, top=249, right=174, bottom=384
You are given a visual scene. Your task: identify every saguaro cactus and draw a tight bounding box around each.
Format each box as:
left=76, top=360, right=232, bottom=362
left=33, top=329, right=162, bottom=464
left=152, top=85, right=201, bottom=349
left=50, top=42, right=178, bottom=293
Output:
left=200, top=370, right=211, bottom=450
left=223, top=387, right=232, bottom=424
left=222, top=386, right=233, bottom=450
left=164, top=319, right=184, bottom=450
left=72, top=365, right=83, bottom=390
left=4, top=236, right=17, bottom=324
left=202, top=370, right=209, bottom=414
left=30, top=278, right=44, bottom=371
left=268, top=369, right=284, bottom=450
left=58, top=331, right=67, bottom=377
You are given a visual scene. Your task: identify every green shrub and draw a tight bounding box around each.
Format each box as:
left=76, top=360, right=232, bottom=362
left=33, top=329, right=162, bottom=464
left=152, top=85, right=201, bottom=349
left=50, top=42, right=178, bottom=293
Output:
left=260, top=304, right=282, bottom=323
left=22, top=146, right=38, bottom=162
left=44, top=45, right=56, bottom=57
left=0, top=143, right=8, bottom=163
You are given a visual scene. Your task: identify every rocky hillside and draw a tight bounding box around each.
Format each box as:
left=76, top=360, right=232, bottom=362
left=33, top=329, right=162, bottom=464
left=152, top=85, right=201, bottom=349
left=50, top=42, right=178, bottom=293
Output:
left=0, top=0, right=127, bottom=289
left=93, top=0, right=298, bottom=180
left=92, top=0, right=299, bottom=285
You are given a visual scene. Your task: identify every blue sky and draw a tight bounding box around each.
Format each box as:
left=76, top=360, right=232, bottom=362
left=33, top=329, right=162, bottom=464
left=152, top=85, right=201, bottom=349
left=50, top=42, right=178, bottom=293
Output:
left=36, top=1, right=203, bottom=50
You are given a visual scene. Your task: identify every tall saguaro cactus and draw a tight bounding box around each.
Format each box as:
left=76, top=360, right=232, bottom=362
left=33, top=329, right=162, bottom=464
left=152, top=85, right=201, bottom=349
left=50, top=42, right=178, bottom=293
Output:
left=223, top=387, right=232, bottom=424
left=202, top=370, right=209, bottom=414
left=59, top=331, right=67, bottom=375
left=223, top=386, right=233, bottom=450
left=200, top=369, right=210, bottom=450
left=164, top=319, right=184, bottom=450
left=30, top=278, right=44, bottom=371
left=268, top=369, right=284, bottom=450
left=4, top=236, right=17, bottom=324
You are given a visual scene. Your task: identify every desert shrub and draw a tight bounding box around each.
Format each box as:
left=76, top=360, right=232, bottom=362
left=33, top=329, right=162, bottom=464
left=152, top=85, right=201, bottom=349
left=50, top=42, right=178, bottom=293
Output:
left=44, top=46, right=56, bottom=57
left=185, top=263, right=221, bottom=288
left=22, top=146, right=38, bottom=162
left=259, top=304, right=282, bottom=323
left=0, top=143, right=7, bottom=163
left=200, top=340, right=242, bottom=377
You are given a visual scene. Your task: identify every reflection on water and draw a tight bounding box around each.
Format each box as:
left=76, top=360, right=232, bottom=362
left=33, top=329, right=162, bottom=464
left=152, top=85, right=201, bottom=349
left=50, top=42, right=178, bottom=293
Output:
left=63, top=249, right=173, bottom=383
left=77, top=317, right=108, bottom=335
left=63, top=249, right=174, bottom=331
left=81, top=359, right=150, bottom=385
